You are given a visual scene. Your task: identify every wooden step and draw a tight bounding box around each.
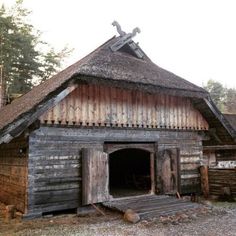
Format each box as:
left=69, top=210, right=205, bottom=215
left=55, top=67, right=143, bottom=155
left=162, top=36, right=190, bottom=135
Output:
left=102, top=194, right=203, bottom=219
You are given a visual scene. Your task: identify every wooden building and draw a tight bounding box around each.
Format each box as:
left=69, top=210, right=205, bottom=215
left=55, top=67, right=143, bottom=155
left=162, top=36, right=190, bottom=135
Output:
left=202, top=114, right=236, bottom=198
left=0, top=31, right=235, bottom=218
left=203, top=114, right=236, bottom=167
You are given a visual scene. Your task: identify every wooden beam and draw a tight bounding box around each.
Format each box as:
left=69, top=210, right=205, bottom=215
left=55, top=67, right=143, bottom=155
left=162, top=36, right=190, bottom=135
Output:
left=150, top=152, right=155, bottom=194
left=203, top=145, right=236, bottom=150
left=199, top=166, right=209, bottom=198
left=0, top=84, right=78, bottom=144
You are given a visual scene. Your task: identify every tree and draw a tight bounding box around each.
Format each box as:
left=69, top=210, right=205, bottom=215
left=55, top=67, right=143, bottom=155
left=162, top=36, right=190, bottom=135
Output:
left=0, top=0, right=71, bottom=96
left=203, top=80, right=226, bottom=111
left=204, top=79, right=236, bottom=113
left=224, top=88, right=236, bottom=114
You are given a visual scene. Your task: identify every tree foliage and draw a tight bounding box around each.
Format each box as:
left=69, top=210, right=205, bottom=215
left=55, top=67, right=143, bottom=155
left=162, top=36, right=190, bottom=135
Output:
left=0, top=0, right=71, bottom=96
left=224, top=88, right=236, bottom=113
left=204, top=80, right=236, bottom=113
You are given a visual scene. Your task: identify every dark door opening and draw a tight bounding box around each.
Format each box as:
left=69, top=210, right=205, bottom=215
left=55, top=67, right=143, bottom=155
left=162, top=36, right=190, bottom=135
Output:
left=109, top=148, right=151, bottom=198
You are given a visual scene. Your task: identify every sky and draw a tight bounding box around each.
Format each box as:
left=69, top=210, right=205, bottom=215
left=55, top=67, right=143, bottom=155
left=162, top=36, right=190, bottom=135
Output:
left=3, top=0, right=236, bottom=88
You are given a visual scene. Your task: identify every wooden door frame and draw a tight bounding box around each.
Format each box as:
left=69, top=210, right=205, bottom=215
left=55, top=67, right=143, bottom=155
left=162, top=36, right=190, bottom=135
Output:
left=104, top=142, right=156, bottom=196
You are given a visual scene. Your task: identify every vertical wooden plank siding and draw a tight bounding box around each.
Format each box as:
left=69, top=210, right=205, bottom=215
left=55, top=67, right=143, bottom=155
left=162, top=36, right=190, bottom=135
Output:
left=82, top=149, right=109, bottom=205
left=40, top=84, right=209, bottom=130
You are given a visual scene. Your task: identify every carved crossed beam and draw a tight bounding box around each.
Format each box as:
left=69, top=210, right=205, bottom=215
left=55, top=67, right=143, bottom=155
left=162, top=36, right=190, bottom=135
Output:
left=110, top=21, right=141, bottom=52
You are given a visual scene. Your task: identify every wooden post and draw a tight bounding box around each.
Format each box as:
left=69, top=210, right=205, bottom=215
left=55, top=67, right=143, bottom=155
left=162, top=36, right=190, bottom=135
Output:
left=200, top=165, right=209, bottom=198
left=150, top=152, right=155, bottom=194
left=5, top=205, right=16, bottom=222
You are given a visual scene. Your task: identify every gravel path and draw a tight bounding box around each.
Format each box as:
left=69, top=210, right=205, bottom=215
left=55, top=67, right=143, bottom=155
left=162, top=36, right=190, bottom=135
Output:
left=0, top=203, right=236, bottom=236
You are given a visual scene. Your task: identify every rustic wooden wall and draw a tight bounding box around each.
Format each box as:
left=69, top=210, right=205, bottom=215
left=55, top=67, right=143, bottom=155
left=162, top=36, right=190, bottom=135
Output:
left=208, top=168, right=236, bottom=197
left=216, top=150, right=236, bottom=161
left=157, top=131, right=202, bottom=194
left=40, top=84, right=209, bottom=130
left=27, top=126, right=203, bottom=214
left=27, top=128, right=103, bottom=215
left=0, top=134, right=28, bottom=213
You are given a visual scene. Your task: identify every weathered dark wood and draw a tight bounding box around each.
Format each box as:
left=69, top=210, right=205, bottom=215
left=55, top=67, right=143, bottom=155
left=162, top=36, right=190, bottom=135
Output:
left=204, top=145, right=236, bottom=150
left=200, top=166, right=209, bottom=198
left=150, top=152, right=155, bottom=194
left=216, top=149, right=236, bottom=161
left=103, top=195, right=203, bottom=219
left=22, top=125, right=205, bottom=215
left=26, top=130, right=95, bottom=215
left=82, top=148, right=109, bottom=205
left=208, top=168, right=236, bottom=197
left=104, top=143, right=155, bottom=154
left=157, top=148, right=180, bottom=194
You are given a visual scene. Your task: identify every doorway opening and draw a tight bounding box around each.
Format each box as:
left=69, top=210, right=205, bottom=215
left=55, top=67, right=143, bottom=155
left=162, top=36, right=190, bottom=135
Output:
left=109, top=148, right=151, bottom=198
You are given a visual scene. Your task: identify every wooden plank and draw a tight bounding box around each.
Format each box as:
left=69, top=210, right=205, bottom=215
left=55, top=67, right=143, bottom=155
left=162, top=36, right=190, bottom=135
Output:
left=165, top=95, right=170, bottom=128
left=68, top=91, right=75, bottom=125
left=82, top=84, right=88, bottom=125
left=150, top=94, right=155, bottom=128
left=142, top=91, right=147, bottom=127
left=104, top=143, right=155, bottom=154
left=150, top=152, right=155, bottom=194
left=111, top=87, right=117, bottom=125
left=147, top=93, right=152, bottom=128
left=160, top=94, right=165, bottom=127
left=103, top=195, right=203, bottom=219
left=155, top=94, right=160, bottom=128
left=122, top=89, right=127, bottom=126
left=116, top=88, right=122, bottom=126
left=95, top=85, right=100, bottom=126
left=131, top=90, right=136, bottom=127
left=137, top=90, right=142, bottom=127
left=74, top=84, right=80, bottom=124
left=127, top=90, right=132, bottom=127
left=98, top=86, right=104, bottom=126
left=200, top=166, right=209, bottom=198
left=89, top=84, right=94, bottom=126
left=208, top=168, right=236, bottom=197
left=104, top=86, right=111, bottom=125
left=82, top=148, right=109, bottom=205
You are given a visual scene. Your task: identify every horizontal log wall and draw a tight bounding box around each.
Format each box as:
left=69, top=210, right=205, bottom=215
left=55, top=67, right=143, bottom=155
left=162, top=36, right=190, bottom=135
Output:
left=28, top=128, right=103, bottom=214
left=157, top=132, right=202, bottom=194
left=0, top=134, right=28, bottom=213
left=28, top=126, right=203, bottom=215
left=216, top=150, right=236, bottom=161
left=40, top=84, right=209, bottom=130
left=208, top=168, right=236, bottom=197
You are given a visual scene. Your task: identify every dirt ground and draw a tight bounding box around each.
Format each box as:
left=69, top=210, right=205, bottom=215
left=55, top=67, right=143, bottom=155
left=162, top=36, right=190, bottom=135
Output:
left=0, top=201, right=236, bottom=236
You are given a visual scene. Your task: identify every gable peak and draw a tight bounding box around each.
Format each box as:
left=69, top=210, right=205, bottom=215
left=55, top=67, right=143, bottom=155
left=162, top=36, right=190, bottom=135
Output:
left=110, top=21, right=144, bottom=59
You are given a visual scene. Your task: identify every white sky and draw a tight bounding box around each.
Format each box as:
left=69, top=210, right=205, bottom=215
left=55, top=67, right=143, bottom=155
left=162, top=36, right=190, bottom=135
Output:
left=3, top=0, right=236, bottom=88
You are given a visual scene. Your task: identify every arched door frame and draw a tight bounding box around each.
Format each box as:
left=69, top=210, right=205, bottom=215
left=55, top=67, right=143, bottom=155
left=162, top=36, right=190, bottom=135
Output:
left=104, top=142, right=156, bottom=195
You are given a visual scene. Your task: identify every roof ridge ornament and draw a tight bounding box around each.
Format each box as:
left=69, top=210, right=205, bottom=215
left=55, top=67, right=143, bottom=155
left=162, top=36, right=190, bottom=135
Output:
left=110, top=21, right=141, bottom=53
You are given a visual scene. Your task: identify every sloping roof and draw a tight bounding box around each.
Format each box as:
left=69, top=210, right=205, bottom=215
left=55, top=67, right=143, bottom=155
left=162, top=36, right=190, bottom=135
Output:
left=0, top=36, right=208, bottom=133
left=0, top=35, right=234, bottom=145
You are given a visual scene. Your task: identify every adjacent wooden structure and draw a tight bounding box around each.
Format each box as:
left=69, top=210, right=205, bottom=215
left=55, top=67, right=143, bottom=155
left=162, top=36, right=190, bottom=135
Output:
left=208, top=168, right=236, bottom=197
left=0, top=35, right=235, bottom=217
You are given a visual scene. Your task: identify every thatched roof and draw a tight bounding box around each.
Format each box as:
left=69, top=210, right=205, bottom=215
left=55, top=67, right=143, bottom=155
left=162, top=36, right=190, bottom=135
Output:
left=0, top=36, right=234, bottom=144
left=0, top=37, right=208, bottom=132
